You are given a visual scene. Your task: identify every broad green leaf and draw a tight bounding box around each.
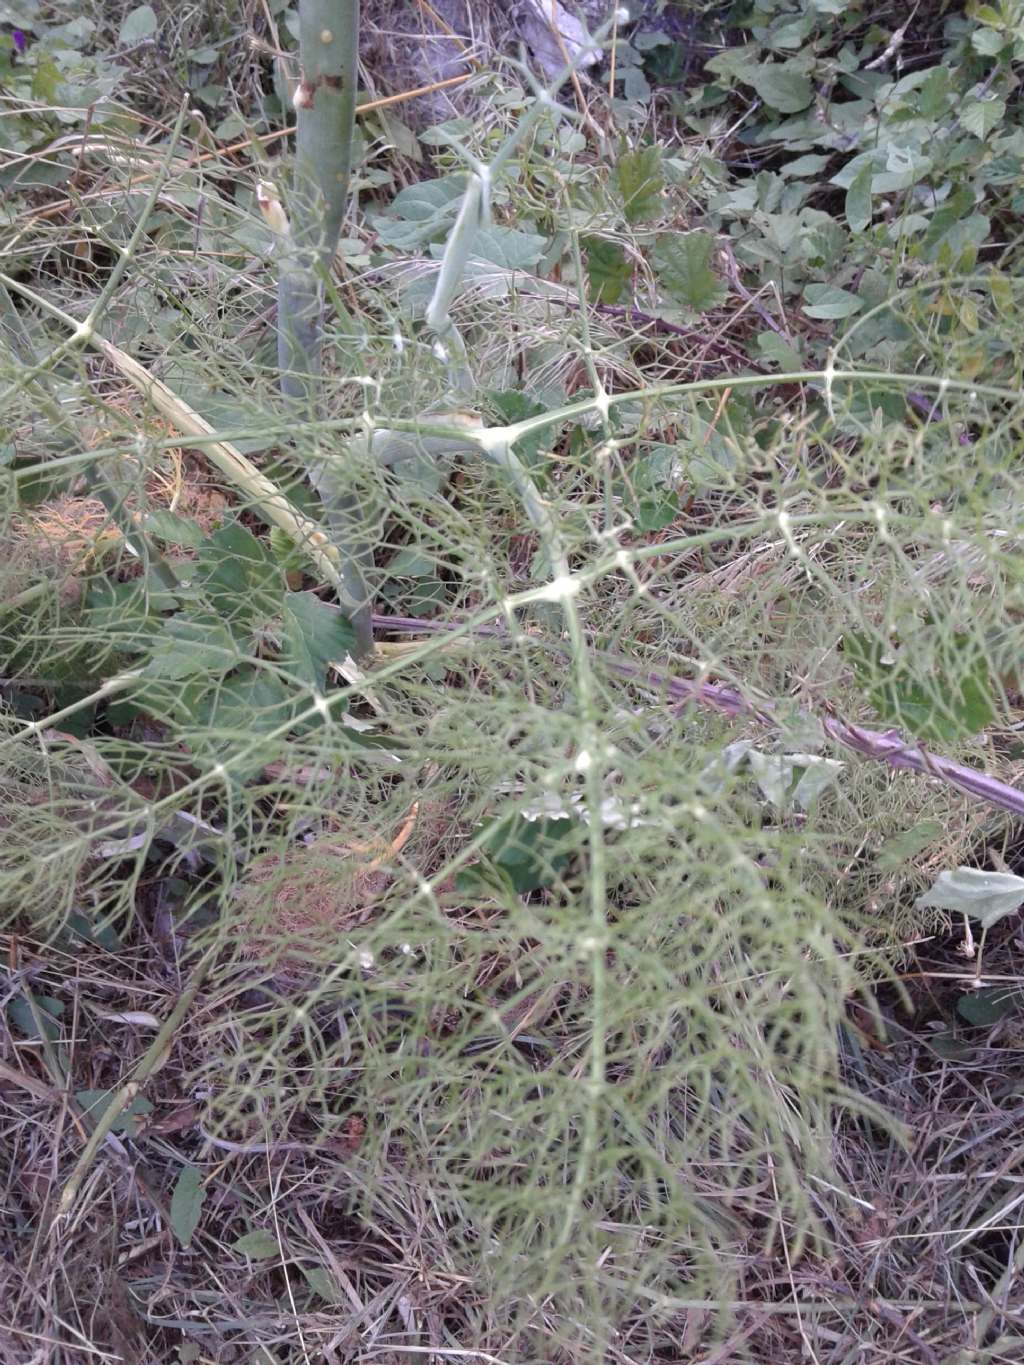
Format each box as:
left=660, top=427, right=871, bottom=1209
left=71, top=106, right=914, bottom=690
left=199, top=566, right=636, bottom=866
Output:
left=925, top=1028, right=975, bottom=1062
left=755, top=330, right=802, bottom=372
left=875, top=820, right=943, bottom=872
left=185, top=393, right=278, bottom=455
left=583, top=236, right=632, bottom=304
left=959, top=96, right=1006, bottom=140
left=387, top=547, right=434, bottom=578
left=32, top=55, right=60, bottom=105
left=768, top=14, right=816, bottom=49
left=233, top=1229, right=280, bottom=1259
left=75, top=1089, right=153, bottom=1137
left=747, top=61, right=814, bottom=113
left=486, top=389, right=551, bottom=472
left=780, top=153, right=831, bottom=178
left=652, top=232, right=727, bottom=313
left=188, top=668, right=298, bottom=780
left=843, top=631, right=996, bottom=744
left=434, top=224, right=546, bottom=271
left=477, top=813, right=576, bottom=894
left=957, top=987, right=1021, bottom=1027
left=615, top=145, right=664, bottom=223
left=632, top=494, right=679, bottom=532
left=142, top=509, right=205, bottom=549
left=917, top=67, right=952, bottom=119
left=802, top=285, right=863, bottom=319
left=845, top=163, right=873, bottom=234
left=916, top=867, right=1024, bottom=930
left=119, top=5, right=157, bottom=45
left=746, top=750, right=844, bottom=811
left=972, top=27, right=1007, bottom=56
left=64, top=912, right=123, bottom=952
left=170, top=1165, right=206, bottom=1248
left=280, top=591, right=355, bottom=691
left=195, top=521, right=282, bottom=627
left=989, top=270, right=1015, bottom=317
left=301, top=1265, right=344, bottom=1304
left=622, top=444, right=683, bottom=527
left=372, top=174, right=465, bottom=249
left=141, top=618, right=241, bottom=680
left=6, top=995, right=64, bottom=1042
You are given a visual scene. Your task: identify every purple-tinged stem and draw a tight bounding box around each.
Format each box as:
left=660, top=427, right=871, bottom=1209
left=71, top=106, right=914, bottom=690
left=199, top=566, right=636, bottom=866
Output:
left=371, top=613, right=1024, bottom=819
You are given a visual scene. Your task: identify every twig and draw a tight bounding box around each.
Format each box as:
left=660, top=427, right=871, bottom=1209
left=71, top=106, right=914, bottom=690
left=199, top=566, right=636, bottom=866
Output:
left=54, top=945, right=216, bottom=1221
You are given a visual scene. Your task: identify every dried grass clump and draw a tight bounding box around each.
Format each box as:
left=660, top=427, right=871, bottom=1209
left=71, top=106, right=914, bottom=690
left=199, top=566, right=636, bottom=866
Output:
left=232, top=839, right=391, bottom=966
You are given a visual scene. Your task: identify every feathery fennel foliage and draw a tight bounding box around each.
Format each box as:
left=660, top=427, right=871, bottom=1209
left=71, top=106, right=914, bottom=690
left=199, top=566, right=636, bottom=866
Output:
left=2, top=4, right=1024, bottom=1356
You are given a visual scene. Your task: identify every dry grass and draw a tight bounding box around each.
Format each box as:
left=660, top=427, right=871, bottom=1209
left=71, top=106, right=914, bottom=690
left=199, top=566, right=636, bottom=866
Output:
left=5, top=917, right=1024, bottom=1363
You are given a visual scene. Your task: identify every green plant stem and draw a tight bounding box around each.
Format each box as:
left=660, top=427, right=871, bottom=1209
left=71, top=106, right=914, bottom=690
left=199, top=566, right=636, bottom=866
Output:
left=278, top=0, right=372, bottom=657
left=54, top=944, right=216, bottom=1221
left=568, top=230, right=616, bottom=528
left=5, top=366, right=1020, bottom=491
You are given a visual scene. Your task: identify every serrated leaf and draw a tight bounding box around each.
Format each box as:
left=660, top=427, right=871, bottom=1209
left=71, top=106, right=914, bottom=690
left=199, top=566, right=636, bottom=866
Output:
left=845, top=163, right=873, bottom=234
left=195, top=521, right=282, bottom=627
left=802, top=285, right=863, bottom=319
left=141, top=618, right=240, bottom=680
left=119, top=4, right=157, bottom=46
left=652, top=232, right=727, bottom=313
left=233, top=1229, right=279, bottom=1259
left=191, top=668, right=294, bottom=739
left=280, top=591, right=355, bottom=691
left=583, top=236, right=632, bottom=304
left=916, top=867, right=1024, bottom=930
left=917, top=67, right=952, bottom=119
left=959, top=96, right=1006, bottom=139
left=170, top=1165, right=206, bottom=1248
left=615, top=145, right=664, bottom=223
